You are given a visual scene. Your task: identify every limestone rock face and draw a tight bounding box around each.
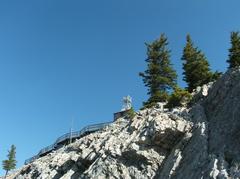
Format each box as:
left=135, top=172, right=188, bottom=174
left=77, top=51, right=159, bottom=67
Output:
left=7, top=68, right=240, bottom=179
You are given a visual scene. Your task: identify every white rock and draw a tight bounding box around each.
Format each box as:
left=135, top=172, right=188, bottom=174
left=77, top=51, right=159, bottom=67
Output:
left=8, top=68, right=240, bottom=179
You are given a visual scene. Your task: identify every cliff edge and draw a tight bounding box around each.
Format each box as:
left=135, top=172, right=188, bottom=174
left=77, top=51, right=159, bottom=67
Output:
left=7, top=68, right=240, bottom=179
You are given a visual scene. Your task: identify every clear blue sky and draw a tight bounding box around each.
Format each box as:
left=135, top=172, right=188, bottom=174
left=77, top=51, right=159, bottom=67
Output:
left=0, top=0, right=239, bottom=174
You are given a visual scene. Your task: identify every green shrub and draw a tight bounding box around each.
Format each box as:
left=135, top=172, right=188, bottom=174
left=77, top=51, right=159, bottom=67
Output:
left=166, top=87, right=192, bottom=109
left=142, top=91, right=169, bottom=109
left=126, top=107, right=136, bottom=119
left=211, top=71, right=222, bottom=81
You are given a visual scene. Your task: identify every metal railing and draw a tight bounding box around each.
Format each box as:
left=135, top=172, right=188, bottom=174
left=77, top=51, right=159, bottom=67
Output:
left=24, top=121, right=111, bottom=165
left=24, top=155, right=38, bottom=165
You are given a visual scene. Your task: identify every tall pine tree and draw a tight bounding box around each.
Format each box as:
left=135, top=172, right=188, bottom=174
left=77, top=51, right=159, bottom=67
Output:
left=2, top=145, right=17, bottom=178
left=182, top=34, right=219, bottom=92
left=139, top=34, right=177, bottom=108
left=227, top=31, right=240, bottom=68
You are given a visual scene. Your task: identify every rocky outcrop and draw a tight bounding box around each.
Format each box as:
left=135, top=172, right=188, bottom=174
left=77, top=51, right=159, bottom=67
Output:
left=7, top=68, right=240, bottom=179
left=9, top=109, right=191, bottom=179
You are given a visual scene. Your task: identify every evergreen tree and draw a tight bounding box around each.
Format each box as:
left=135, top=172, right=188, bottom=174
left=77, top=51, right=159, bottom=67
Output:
left=2, top=145, right=17, bottom=177
left=182, top=34, right=218, bottom=92
left=139, top=34, right=177, bottom=108
left=227, top=31, right=240, bottom=68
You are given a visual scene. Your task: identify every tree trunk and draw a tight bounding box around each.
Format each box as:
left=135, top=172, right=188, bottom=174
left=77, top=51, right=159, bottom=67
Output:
left=4, top=170, right=8, bottom=179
